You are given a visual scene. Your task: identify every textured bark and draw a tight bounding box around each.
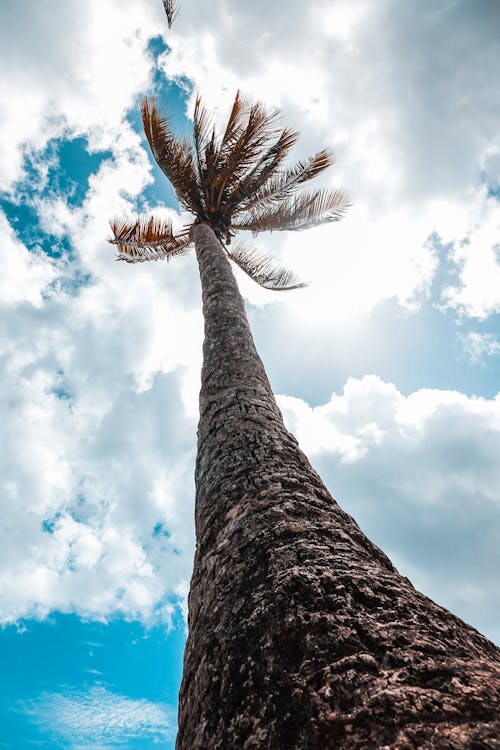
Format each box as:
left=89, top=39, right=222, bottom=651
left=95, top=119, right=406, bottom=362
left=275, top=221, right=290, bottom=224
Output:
left=176, top=223, right=500, bottom=750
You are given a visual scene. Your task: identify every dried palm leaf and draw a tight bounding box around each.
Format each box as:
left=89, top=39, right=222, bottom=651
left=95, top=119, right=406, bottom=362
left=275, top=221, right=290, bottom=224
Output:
left=224, top=127, right=299, bottom=214
left=193, top=96, right=214, bottom=173
left=235, top=150, right=334, bottom=213
left=141, top=98, right=201, bottom=214
left=232, top=187, right=350, bottom=233
left=218, top=91, right=249, bottom=158
left=193, top=96, right=220, bottom=212
left=162, top=0, right=179, bottom=28
left=209, top=99, right=283, bottom=199
left=109, top=217, right=192, bottom=263
left=227, top=243, right=307, bottom=291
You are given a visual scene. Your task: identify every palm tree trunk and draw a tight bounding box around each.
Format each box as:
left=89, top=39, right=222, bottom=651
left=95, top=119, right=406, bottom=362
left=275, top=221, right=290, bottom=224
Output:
left=176, top=222, right=500, bottom=750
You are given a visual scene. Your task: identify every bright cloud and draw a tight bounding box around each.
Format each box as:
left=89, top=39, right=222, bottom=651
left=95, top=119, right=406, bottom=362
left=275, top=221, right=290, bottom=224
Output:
left=0, top=0, right=165, bottom=191
left=0, top=137, right=202, bottom=626
left=443, top=193, right=500, bottom=318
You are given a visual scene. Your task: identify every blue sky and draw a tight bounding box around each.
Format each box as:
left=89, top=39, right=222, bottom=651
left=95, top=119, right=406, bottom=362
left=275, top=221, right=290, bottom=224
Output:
left=1, top=615, right=183, bottom=748
left=1, top=0, right=500, bottom=747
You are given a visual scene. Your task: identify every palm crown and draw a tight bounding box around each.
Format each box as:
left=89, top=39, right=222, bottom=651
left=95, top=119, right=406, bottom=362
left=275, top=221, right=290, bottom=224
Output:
left=110, top=92, right=348, bottom=290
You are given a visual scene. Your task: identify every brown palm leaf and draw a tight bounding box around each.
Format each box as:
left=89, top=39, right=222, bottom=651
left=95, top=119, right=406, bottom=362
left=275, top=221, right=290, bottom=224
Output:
left=223, top=127, right=299, bottom=215
left=232, top=187, right=350, bottom=233
left=193, top=95, right=214, bottom=173
left=218, top=91, right=249, bottom=158
left=208, top=100, right=283, bottom=201
left=109, top=217, right=192, bottom=263
left=193, top=95, right=219, bottom=212
left=227, top=243, right=307, bottom=291
left=141, top=98, right=201, bottom=214
left=235, top=150, right=334, bottom=213
left=189, top=95, right=292, bottom=222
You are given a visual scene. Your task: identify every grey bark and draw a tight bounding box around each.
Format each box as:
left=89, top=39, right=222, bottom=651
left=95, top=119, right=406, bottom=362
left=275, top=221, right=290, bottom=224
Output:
left=176, top=222, right=500, bottom=749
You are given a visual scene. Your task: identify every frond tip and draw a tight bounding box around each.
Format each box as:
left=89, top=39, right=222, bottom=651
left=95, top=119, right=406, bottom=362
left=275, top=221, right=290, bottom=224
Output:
left=162, top=0, right=179, bottom=28
left=227, top=243, right=307, bottom=291
left=141, top=98, right=200, bottom=214
left=232, top=188, right=350, bottom=233
left=109, top=216, right=192, bottom=263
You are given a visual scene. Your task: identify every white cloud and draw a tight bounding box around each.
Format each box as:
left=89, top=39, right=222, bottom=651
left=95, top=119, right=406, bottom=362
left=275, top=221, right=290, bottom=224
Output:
left=280, top=375, right=500, bottom=501
left=443, top=193, right=500, bottom=318
left=0, top=0, right=166, bottom=191
left=0, top=125, right=202, bottom=627
left=279, top=375, right=401, bottom=461
left=279, top=204, right=438, bottom=321
left=0, top=211, right=57, bottom=306
left=24, top=686, right=175, bottom=745
left=0, top=0, right=206, bottom=628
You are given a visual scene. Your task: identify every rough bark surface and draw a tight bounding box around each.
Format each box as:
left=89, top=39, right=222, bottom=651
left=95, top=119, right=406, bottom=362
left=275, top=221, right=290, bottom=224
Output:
left=176, top=223, right=500, bottom=750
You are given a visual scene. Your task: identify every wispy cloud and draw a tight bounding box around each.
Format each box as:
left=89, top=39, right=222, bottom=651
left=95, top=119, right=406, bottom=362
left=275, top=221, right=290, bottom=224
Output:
left=23, top=686, right=175, bottom=746
left=458, top=331, right=500, bottom=364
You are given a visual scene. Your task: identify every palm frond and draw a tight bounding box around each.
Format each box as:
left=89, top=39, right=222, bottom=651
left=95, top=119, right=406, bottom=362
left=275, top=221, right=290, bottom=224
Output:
left=193, top=95, right=219, bottom=212
left=224, top=127, right=299, bottom=214
left=205, top=92, right=253, bottom=214
left=232, top=187, right=350, bottom=233
left=193, top=95, right=214, bottom=172
left=141, top=98, right=201, bottom=213
left=109, top=217, right=192, bottom=263
left=234, top=150, right=334, bottom=213
left=189, top=93, right=290, bottom=225
left=227, top=242, right=307, bottom=291
left=218, top=91, right=249, bottom=157
left=208, top=99, right=283, bottom=200
left=162, top=0, right=179, bottom=28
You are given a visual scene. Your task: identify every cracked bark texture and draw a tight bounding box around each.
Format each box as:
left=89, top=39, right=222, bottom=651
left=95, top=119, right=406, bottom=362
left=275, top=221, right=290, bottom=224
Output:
left=176, top=223, right=500, bottom=750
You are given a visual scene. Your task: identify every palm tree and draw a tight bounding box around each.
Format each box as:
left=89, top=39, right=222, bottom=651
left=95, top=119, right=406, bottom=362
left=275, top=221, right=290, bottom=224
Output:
left=111, top=94, right=500, bottom=749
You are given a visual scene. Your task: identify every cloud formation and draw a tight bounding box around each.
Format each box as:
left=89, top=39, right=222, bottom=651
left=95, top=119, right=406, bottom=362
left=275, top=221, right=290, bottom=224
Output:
left=0, top=135, right=202, bottom=625
left=0, top=0, right=163, bottom=191
left=24, top=685, right=175, bottom=745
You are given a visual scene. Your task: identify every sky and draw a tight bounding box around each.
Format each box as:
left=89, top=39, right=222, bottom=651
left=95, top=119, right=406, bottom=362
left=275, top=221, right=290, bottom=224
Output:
left=1, top=0, right=499, bottom=746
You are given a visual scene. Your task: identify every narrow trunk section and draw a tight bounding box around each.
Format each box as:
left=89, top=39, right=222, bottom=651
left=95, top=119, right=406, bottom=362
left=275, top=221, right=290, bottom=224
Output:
left=176, top=223, right=500, bottom=750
